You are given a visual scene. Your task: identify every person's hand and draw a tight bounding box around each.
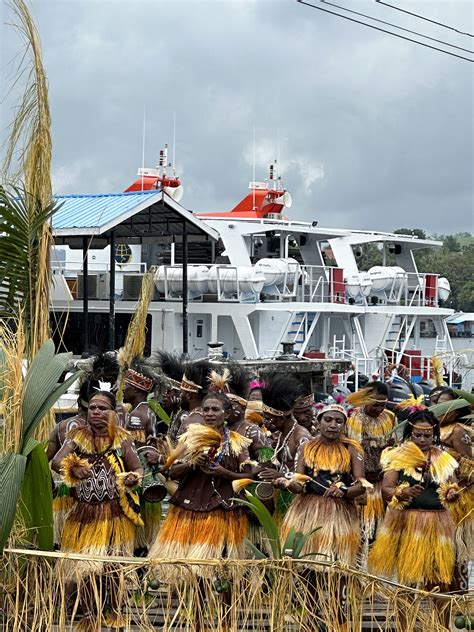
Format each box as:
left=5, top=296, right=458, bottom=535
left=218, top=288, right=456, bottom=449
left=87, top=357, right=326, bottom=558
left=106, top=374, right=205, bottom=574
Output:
left=397, top=483, right=424, bottom=501
left=144, top=449, right=160, bottom=465
left=446, top=487, right=460, bottom=502
left=257, top=468, right=281, bottom=482
left=194, top=453, right=208, bottom=467
left=201, top=463, right=226, bottom=477
left=273, top=477, right=290, bottom=489
left=324, top=484, right=345, bottom=498
left=72, top=465, right=91, bottom=480
left=123, top=473, right=140, bottom=488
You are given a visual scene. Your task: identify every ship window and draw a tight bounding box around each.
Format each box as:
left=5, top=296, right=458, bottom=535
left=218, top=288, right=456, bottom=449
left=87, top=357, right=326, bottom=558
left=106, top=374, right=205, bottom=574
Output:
left=196, top=319, right=204, bottom=338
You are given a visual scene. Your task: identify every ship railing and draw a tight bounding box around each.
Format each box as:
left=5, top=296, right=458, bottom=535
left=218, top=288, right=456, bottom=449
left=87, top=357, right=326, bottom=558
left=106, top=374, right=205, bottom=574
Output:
left=51, top=261, right=146, bottom=274
left=377, top=346, right=468, bottom=388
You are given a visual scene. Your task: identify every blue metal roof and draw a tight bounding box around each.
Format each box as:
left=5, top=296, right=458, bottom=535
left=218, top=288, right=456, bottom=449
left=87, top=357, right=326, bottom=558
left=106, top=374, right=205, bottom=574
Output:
left=53, top=190, right=159, bottom=230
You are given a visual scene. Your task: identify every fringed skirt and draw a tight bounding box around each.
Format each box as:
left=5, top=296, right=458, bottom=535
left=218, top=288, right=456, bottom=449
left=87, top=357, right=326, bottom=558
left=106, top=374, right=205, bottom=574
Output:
left=448, top=485, right=474, bottom=566
left=281, top=494, right=361, bottom=566
left=368, top=508, right=455, bottom=586
left=52, top=483, right=75, bottom=547
left=61, top=499, right=136, bottom=579
left=150, top=505, right=248, bottom=560
left=361, top=480, right=386, bottom=540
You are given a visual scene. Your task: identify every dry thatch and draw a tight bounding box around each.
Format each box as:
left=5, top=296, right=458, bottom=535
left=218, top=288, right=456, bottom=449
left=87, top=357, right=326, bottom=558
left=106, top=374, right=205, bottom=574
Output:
left=117, top=268, right=156, bottom=399
left=1, top=548, right=471, bottom=631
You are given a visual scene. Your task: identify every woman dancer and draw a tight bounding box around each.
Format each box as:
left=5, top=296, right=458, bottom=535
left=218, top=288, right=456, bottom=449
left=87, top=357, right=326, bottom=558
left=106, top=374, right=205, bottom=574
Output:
left=52, top=387, right=143, bottom=631
left=369, top=409, right=460, bottom=589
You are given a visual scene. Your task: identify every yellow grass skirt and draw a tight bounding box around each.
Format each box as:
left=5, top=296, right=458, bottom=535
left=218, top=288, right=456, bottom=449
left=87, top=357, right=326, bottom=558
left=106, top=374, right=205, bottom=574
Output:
left=52, top=493, right=75, bottom=547
left=368, top=508, right=455, bottom=586
left=281, top=494, right=360, bottom=566
left=149, top=505, right=248, bottom=561
left=448, top=484, right=474, bottom=565
left=61, top=500, right=136, bottom=578
left=361, top=480, right=385, bottom=540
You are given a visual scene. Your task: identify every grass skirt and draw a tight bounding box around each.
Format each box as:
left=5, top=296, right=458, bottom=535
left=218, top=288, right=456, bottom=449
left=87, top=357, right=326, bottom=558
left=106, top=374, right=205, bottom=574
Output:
left=368, top=508, right=455, bottom=586
left=52, top=485, right=75, bottom=547
left=448, top=485, right=474, bottom=566
left=135, top=497, right=162, bottom=551
left=149, top=505, right=248, bottom=579
left=361, top=480, right=385, bottom=540
left=281, top=494, right=360, bottom=566
left=60, top=499, right=136, bottom=579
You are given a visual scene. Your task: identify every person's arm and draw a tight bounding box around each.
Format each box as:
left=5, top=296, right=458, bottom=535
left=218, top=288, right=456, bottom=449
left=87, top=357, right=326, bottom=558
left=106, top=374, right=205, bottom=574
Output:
left=381, top=469, right=424, bottom=503
left=451, top=425, right=473, bottom=458
left=51, top=440, right=76, bottom=473
left=121, top=439, right=144, bottom=488
left=344, top=445, right=364, bottom=500
left=46, top=424, right=60, bottom=461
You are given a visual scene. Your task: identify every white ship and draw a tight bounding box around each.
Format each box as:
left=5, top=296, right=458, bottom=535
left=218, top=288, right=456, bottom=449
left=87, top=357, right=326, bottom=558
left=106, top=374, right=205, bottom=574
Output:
left=50, top=149, right=467, bottom=389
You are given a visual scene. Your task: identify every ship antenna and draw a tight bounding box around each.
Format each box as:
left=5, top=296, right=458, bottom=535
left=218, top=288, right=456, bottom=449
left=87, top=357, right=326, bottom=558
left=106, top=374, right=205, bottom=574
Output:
left=141, top=104, right=146, bottom=191
left=172, top=111, right=176, bottom=177
left=253, top=125, right=256, bottom=211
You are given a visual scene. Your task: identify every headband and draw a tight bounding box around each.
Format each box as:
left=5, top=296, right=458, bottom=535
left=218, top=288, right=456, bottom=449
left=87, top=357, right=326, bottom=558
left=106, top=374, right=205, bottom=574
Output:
left=293, top=394, right=315, bottom=411
left=262, top=403, right=293, bottom=418
left=181, top=374, right=203, bottom=394
left=124, top=369, right=154, bottom=393
left=316, top=404, right=348, bottom=421
left=227, top=393, right=248, bottom=407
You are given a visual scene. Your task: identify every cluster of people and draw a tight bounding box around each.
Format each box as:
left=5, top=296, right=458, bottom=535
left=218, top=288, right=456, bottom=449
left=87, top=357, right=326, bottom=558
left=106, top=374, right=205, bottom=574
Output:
left=47, top=352, right=473, bottom=630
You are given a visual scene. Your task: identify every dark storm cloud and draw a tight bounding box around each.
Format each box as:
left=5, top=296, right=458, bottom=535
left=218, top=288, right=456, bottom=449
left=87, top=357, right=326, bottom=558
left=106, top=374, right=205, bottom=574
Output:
left=1, top=0, right=472, bottom=233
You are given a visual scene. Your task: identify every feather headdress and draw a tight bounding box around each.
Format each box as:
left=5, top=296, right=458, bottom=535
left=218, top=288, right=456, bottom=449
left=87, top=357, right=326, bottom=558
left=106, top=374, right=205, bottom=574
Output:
left=345, top=386, right=376, bottom=408
left=165, top=423, right=251, bottom=468
left=396, top=394, right=425, bottom=412
left=430, top=355, right=445, bottom=387
left=208, top=367, right=231, bottom=393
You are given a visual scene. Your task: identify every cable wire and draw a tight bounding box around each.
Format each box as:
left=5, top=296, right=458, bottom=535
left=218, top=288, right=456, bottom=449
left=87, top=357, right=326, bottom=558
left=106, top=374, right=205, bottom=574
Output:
left=297, top=0, right=473, bottom=62
left=375, top=0, right=474, bottom=38
left=320, top=0, right=473, bottom=54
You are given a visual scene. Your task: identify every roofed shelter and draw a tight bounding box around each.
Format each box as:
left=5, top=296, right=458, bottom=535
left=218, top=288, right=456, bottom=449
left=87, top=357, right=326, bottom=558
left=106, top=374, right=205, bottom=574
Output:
left=52, top=190, right=218, bottom=354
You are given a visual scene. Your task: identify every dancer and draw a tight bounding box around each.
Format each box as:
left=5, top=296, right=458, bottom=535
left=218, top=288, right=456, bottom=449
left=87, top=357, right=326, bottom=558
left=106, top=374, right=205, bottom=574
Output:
left=431, top=397, right=473, bottom=593
left=152, top=350, right=187, bottom=444
left=292, top=391, right=316, bottom=435
left=175, top=359, right=211, bottom=437
left=47, top=378, right=94, bottom=548
left=278, top=403, right=365, bottom=632
left=149, top=391, right=251, bottom=567
left=123, top=362, right=166, bottom=553
left=280, top=403, right=365, bottom=565
left=368, top=409, right=460, bottom=589
left=346, top=381, right=396, bottom=540
left=52, top=387, right=143, bottom=630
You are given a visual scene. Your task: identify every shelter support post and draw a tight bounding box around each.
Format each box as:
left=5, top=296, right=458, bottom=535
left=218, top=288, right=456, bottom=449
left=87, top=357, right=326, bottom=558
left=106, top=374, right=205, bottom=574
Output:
left=109, top=230, right=116, bottom=349
left=182, top=221, right=188, bottom=354
left=82, top=237, right=89, bottom=352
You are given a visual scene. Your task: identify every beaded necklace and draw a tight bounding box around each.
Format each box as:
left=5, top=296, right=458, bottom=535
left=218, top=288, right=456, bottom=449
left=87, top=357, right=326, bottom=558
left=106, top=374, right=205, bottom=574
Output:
left=272, top=419, right=298, bottom=467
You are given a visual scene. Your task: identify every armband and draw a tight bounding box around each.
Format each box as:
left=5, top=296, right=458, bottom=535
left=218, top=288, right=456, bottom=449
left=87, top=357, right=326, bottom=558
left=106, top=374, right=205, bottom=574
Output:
left=388, top=482, right=411, bottom=510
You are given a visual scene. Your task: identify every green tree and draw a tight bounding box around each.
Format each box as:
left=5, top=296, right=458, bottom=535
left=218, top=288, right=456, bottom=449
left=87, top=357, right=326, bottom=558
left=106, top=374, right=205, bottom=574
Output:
left=393, top=228, right=427, bottom=240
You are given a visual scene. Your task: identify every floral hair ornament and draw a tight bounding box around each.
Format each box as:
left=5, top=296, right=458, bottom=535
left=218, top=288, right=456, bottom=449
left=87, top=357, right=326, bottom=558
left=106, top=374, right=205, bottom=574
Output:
left=95, top=380, right=113, bottom=393
left=208, top=368, right=231, bottom=393
left=396, top=394, right=426, bottom=413
left=249, top=379, right=266, bottom=391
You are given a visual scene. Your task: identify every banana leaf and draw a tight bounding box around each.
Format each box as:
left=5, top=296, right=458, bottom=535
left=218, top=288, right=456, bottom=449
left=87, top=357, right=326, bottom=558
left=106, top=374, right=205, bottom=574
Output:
left=244, top=539, right=268, bottom=560
left=19, top=443, right=53, bottom=550
left=0, top=453, right=27, bottom=552
left=292, top=527, right=322, bottom=559
left=453, top=390, right=474, bottom=405
left=0, top=187, right=59, bottom=318
left=236, top=491, right=281, bottom=558
left=22, top=340, right=70, bottom=430
left=429, top=398, right=471, bottom=420
left=147, top=397, right=170, bottom=425
left=21, top=369, right=81, bottom=452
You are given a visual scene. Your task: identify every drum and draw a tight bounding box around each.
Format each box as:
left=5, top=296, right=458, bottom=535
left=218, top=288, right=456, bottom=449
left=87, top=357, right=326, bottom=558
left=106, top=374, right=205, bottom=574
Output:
left=137, top=446, right=167, bottom=503
left=254, top=481, right=275, bottom=501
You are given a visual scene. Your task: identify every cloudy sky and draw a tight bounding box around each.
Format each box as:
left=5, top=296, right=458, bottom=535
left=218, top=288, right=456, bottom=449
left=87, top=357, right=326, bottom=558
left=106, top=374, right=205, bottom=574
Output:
left=1, top=0, right=472, bottom=234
